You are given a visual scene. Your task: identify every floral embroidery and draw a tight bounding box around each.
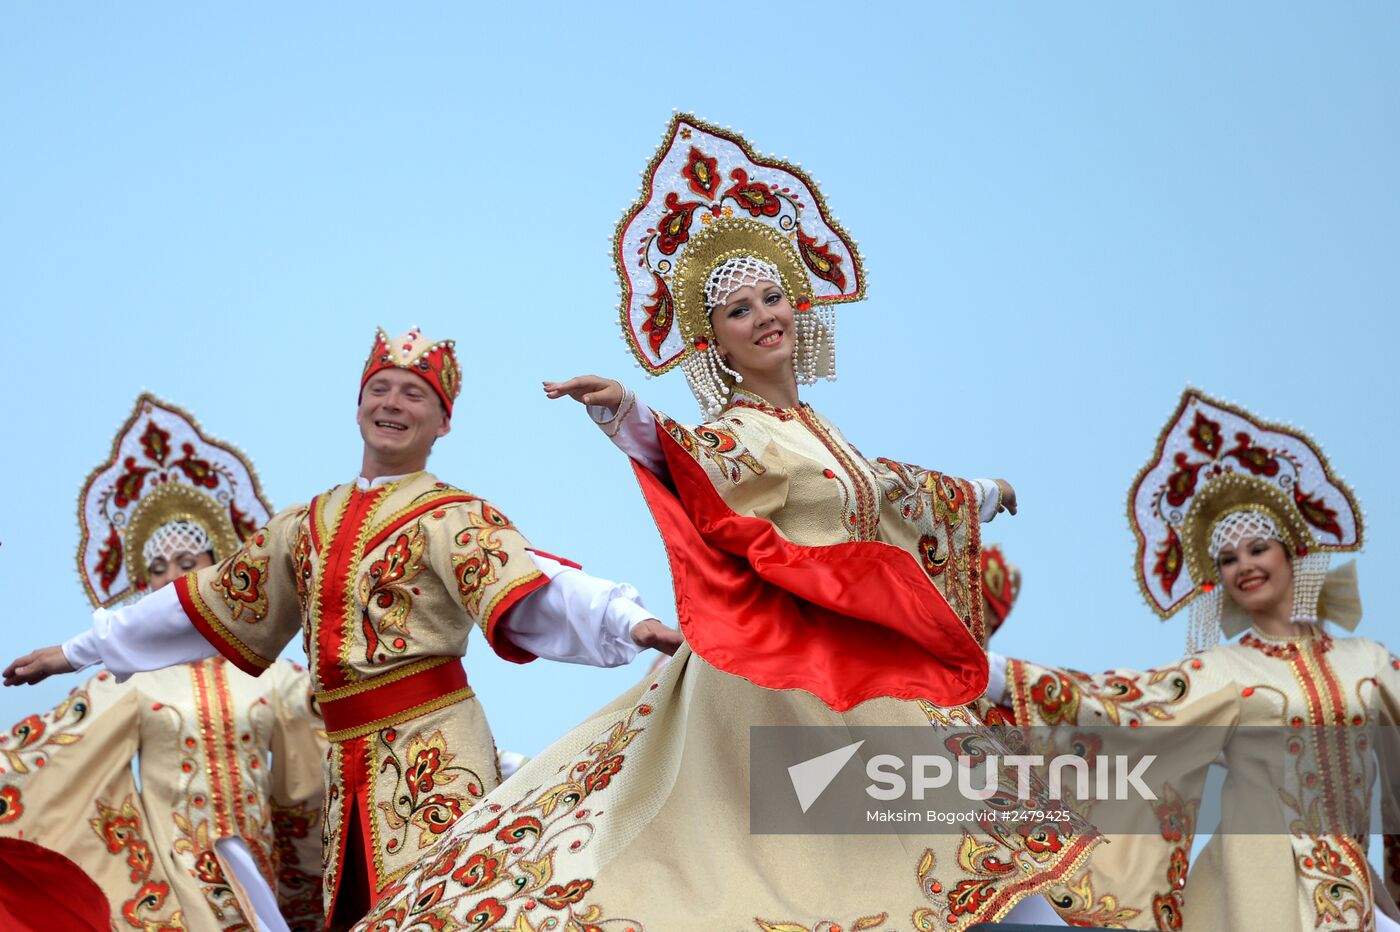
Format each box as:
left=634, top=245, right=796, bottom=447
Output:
left=359, top=522, right=427, bottom=663
left=92, top=796, right=187, bottom=929
left=0, top=786, right=21, bottom=823
left=450, top=505, right=517, bottom=616
left=1044, top=869, right=1141, bottom=928
left=212, top=531, right=271, bottom=621
left=357, top=704, right=654, bottom=930
left=378, top=730, right=483, bottom=855
left=659, top=415, right=764, bottom=483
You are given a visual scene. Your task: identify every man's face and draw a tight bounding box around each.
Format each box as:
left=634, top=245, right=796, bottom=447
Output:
left=357, top=368, right=451, bottom=466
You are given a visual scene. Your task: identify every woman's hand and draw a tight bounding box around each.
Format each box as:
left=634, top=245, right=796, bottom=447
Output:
left=3, top=645, right=75, bottom=686
left=542, top=376, right=623, bottom=413
left=630, top=619, right=684, bottom=656
left=994, top=479, right=1018, bottom=516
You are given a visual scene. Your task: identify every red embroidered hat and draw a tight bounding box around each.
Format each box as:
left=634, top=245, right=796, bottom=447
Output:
left=981, top=544, right=1021, bottom=638
left=360, top=327, right=461, bottom=416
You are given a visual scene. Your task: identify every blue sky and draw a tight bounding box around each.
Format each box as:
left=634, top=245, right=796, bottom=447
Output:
left=2, top=3, right=1397, bottom=768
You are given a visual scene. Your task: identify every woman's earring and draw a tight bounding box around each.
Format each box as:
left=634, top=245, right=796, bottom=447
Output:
left=712, top=347, right=743, bottom=383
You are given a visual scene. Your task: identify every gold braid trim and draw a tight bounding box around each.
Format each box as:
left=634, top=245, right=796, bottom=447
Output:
left=313, top=656, right=454, bottom=703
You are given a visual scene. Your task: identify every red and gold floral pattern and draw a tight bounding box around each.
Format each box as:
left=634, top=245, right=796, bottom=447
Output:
left=377, top=730, right=483, bottom=856
left=357, top=704, right=654, bottom=931
left=93, top=796, right=188, bottom=929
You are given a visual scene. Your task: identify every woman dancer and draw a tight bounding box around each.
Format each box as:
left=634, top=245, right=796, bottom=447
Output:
left=0, top=394, right=326, bottom=932
left=351, top=114, right=1099, bottom=931
left=989, top=388, right=1399, bottom=931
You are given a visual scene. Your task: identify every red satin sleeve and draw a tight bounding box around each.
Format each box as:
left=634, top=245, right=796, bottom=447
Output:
left=636, top=421, right=988, bottom=711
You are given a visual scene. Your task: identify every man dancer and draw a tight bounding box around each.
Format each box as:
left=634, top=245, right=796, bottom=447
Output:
left=7, top=327, right=681, bottom=928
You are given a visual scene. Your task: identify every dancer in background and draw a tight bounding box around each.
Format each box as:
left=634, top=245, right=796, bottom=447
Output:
left=988, top=389, right=1400, bottom=931
left=352, top=113, right=1099, bottom=931
left=0, top=394, right=325, bottom=932
left=6, top=336, right=680, bottom=930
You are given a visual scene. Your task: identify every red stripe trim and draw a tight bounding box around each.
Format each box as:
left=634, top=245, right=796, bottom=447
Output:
left=483, top=574, right=548, bottom=665
left=524, top=547, right=582, bottom=570
left=174, top=575, right=269, bottom=676
left=319, top=659, right=468, bottom=736
left=362, top=494, right=479, bottom=555
left=315, top=487, right=386, bottom=691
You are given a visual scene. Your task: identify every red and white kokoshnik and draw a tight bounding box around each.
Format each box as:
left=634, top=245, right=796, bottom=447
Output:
left=1128, top=387, right=1362, bottom=624
left=614, top=112, right=866, bottom=378
left=76, top=393, right=273, bottom=608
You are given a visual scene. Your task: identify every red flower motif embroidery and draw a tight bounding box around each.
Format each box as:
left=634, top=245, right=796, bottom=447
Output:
left=122, top=881, right=172, bottom=929
left=11, top=715, right=45, bottom=749
left=406, top=746, right=443, bottom=800
left=172, top=443, right=219, bottom=488
left=139, top=420, right=171, bottom=466
left=538, top=878, right=594, bottom=909
left=451, top=849, right=505, bottom=891
left=1223, top=432, right=1281, bottom=477
left=1103, top=675, right=1144, bottom=704
left=464, top=897, right=507, bottom=927
left=797, top=227, right=848, bottom=291
left=640, top=273, right=674, bottom=353
left=1153, top=891, right=1184, bottom=930
left=193, top=849, right=226, bottom=884
left=95, top=526, right=124, bottom=593
left=1029, top=672, right=1080, bottom=726
left=584, top=755, right=624, bottom=795
left=655, top=192, right=702, bottom=255
left=1294, top=488, right=1343, bottom=540
left=0, top=786, right=22, bottom=824
left=418, top=795, right=465, bottom=836
left=1167, top=846, right=1189, bottom=889
left=494, top=815, right=542, bottom=845
left=114, top=456, right=153, bottom=508
left=1164, top=452, right=1206, bottom=508
left=724, top=168, right=781, bottom=217
left=1153, top=526, right=1184, bottom=592
left=682, top=146, right=719, bottom=197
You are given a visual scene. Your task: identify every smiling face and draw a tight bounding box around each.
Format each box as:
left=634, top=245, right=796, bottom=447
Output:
left=1218, top=536, right=1294, bottom=619
left=356, top=368, right=451, bottom=475
left=146, top=550, right=214, bottom=591
left=709, top=280, right=796, bottom=382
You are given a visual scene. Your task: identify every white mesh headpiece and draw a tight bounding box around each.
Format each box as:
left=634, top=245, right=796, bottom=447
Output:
left=703, top=256, right=781, bottom=311
left=1208, top=510, right=1282, bottom=560
left=142, top=519, right=214, bottom=566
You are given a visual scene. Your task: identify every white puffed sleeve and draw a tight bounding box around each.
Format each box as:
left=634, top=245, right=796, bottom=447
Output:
left=61, top=583, right=216, bottom=679
left=496, top=552, right=655, bottom=667
left=586, top=385, right=667, bottom=477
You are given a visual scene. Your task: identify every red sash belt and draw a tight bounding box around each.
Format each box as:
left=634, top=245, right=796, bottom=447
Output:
left=315, top=657, right=474, bottom=742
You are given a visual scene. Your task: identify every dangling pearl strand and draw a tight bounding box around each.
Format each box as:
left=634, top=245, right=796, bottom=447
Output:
left=683, top=338, right=738, bottom=418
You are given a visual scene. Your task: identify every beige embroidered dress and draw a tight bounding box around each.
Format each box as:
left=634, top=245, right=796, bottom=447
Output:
left=351, top=395, right=1101, bottom=932
left=0, top=657, right=324, bottom=932
left=1005, top=626, right=1400, bottom=931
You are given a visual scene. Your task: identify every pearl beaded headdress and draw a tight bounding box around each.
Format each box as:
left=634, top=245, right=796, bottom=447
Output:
left=1129, top=388, right=1363, bottom=652
left=77, top=394, right=273, bottom=606
left=142, top=519, right=214, bottom=566
left=703, top=256, right=781, bottom=311
left=614, top=113, right=866, bottom=417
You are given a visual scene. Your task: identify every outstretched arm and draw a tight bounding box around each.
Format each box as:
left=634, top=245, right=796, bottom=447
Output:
left=4, top=583, right=214, bottom=686
left=543, top=375, right=668, bottom=477
left=500, top=551, right=682, bottom=666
